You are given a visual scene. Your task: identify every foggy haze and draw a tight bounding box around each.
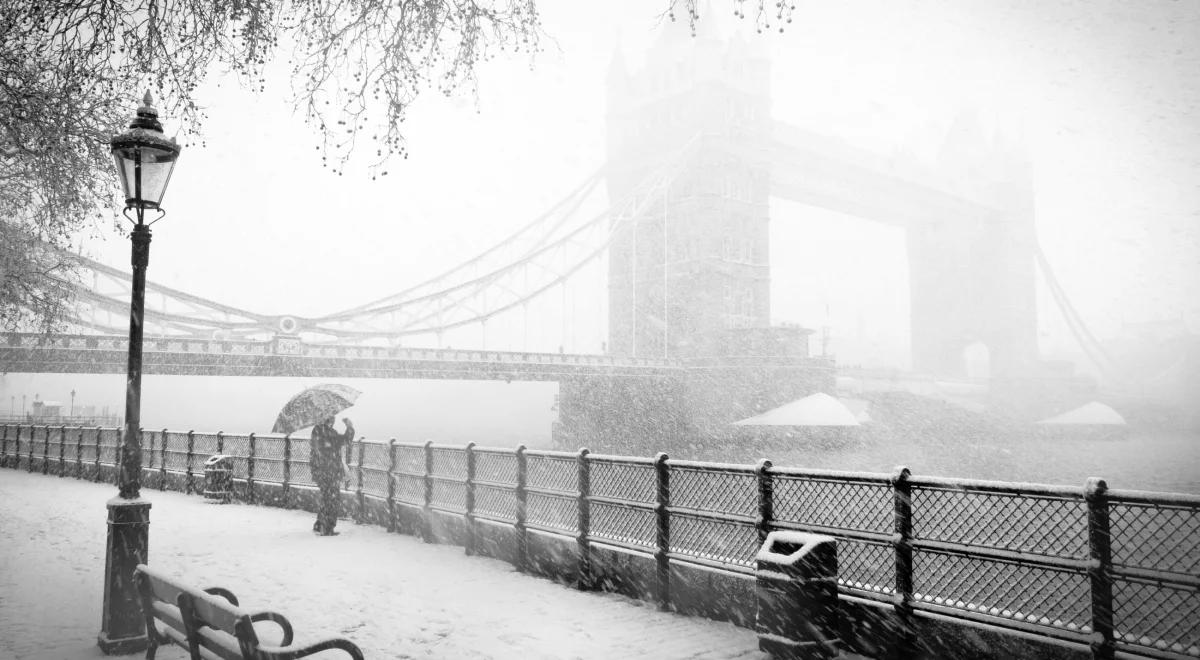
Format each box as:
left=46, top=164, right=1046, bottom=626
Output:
left=70, top=0, right=1200, bottom=369
left=4, top=0, right=1199, bottom=486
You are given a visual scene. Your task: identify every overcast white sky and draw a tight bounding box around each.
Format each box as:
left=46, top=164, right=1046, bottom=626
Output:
left=80, top=0, right=1200, bottom=370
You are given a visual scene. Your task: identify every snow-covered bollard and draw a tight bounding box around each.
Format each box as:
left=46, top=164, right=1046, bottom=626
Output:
left=755, top=531, right=840, bottom=659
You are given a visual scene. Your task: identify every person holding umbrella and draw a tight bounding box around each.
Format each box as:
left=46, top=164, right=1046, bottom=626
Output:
left=311, top=415, right=355, bottom=536
left=272, top=384, right=362, bottom=536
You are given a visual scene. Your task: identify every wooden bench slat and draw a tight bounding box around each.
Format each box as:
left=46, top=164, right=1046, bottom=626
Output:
left=135, top=564, right=361, bottom=660
left=186, top=590, right=256, bottom=644
left=151, top=601, right=184, bottom=629
left=193, top=624, right=245, bottom=660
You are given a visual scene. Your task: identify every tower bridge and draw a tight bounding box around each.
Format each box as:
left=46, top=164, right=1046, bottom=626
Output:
left=4, top=28, right=1063, bottom=447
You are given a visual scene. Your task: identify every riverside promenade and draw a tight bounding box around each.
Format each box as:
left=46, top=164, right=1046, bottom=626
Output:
left=0, top=469, right=766, bottom=660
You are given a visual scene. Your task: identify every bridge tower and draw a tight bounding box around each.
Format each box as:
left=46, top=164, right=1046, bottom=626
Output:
left=558, top=25, right=830, bottom=454
left=605, top=23, right=773, bottom=359
left=908, top=112, right=1039, bottom=378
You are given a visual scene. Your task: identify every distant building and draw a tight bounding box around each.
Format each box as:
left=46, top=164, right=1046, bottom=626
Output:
left=31, top=400, right=64, bottom=418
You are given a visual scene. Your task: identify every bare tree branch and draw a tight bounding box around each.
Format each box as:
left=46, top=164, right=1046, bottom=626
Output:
left=1, top=0, right=781, bottom=330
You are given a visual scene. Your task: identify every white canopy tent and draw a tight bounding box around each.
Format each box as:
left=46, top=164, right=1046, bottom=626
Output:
left=1037, top=402, right=1127, bottom=426
left=733, top=392, right=861, bottom=427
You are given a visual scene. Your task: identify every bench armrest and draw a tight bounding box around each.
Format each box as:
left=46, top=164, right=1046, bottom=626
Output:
left=203, top=587, right=239, bottom=606
left=255, top=637, right=364, bottom=660
left=249, top=611, right=295, bottom=646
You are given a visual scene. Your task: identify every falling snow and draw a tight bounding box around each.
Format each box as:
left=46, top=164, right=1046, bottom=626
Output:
left=0, top=470, right=766, bottom=659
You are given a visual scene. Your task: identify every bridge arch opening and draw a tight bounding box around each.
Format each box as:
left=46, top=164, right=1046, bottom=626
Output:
left=962, top=340, right=991, bottom=380
left=770, top=200, right=911, bottom=370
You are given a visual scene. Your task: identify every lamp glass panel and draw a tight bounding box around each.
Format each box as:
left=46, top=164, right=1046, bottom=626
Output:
left=138, top=158, right=177, bottom=207
left=111, top=144, right=179, bottom=208
left=112, top=154, right=136, bottom=202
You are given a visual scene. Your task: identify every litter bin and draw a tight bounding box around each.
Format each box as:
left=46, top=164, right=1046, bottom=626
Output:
left=203, top=454, right=233, bottom=503
left=755, top=531, right=840, bottom=659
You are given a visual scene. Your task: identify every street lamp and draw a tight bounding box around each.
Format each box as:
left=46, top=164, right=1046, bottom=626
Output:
left=97, top=91, right=181, bottom=655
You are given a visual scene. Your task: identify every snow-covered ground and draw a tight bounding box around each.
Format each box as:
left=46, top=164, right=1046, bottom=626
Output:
left=0, top=469, right=766, bottom=660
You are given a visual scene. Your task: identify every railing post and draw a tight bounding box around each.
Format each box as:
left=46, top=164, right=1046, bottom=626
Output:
left=247, top=432, right=257, bottom=504
left=139, top=428, right=150, bottom=483
left=891, top=466, right=915, bottom=660
left=18, top=424, right=25, bottom=470
left=13, top=425, right=23, bottom=470
left=655, top=452, right=671, bottom=611
left=30, top=424, right=40, bottom=472
left=386, top=439, right=397, bottom=533
left=1086, top=477, right=1115, bottom=660
left=75, top=426, right=84, bottom=478
left=58, top=425, right=67, bottom=476
left=40, top=425, right=50, bottom=474
left=93, top=427, right=102, bottom=482
left=354, top=440, right=366, bottom=524
left=755, top=458, right=774, bottom=544
left=282, top=434, right=292, bottom=508
left=422, top=440, right=434, bottom=543
left=464, top=442, right=477, bottom=555
left=514, top=445, right=528, bottom=573
left=185, top=430, right=195, bottom=494
left=576, top=447, right=592, bottom=590
left=0, top=424, right=8, bottom=468
left=159, top=429, right=168, bottom=490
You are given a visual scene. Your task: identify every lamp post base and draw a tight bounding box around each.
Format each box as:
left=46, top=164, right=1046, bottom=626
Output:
left=98, top=496, right=151, bottom=655
left=97, top=631, right=149, bottom=655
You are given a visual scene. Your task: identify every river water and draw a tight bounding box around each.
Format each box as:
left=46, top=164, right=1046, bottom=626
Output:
left=713, top=428, right=1200, bottom=495
left=5, top=372, right=1197, bottom=494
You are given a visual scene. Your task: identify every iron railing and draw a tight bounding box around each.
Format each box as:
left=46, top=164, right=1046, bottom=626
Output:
left=1, top=423, right=1195, bottom=660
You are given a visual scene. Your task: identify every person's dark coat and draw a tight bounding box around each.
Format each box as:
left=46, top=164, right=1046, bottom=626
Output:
left=311, top=418, right=354, bottom=534
left=311, top=420, right=352, bottom=484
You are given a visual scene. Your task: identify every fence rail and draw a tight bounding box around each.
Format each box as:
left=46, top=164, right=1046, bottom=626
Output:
left=1, top=423, right=1196, bottom=660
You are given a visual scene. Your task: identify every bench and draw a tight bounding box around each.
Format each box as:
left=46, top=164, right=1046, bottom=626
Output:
left=135, top=564, right=364, bottom=660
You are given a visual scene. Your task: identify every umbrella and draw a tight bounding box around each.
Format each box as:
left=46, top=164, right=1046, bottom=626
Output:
left=272, top=384, right=362, bottom=434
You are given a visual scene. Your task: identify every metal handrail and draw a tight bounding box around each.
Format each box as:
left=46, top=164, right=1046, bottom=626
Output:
left=1, top=424, right=1195, bottom=660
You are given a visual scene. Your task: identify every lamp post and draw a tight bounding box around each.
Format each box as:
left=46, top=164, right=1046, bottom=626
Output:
left=97, top=91, right=180, bottom=655
left=70, top=389, right=76, bottom=417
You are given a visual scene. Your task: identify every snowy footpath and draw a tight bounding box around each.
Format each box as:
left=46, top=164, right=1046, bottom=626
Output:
left=0, top=470, right=765, bottom=660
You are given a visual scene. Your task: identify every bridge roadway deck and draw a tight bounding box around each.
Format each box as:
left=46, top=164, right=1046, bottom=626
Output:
left=0, top=469, right=770, bottom=660
left=1, top=333, right=832, bottom=380
left=0, top=333, right=681, bottom=380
